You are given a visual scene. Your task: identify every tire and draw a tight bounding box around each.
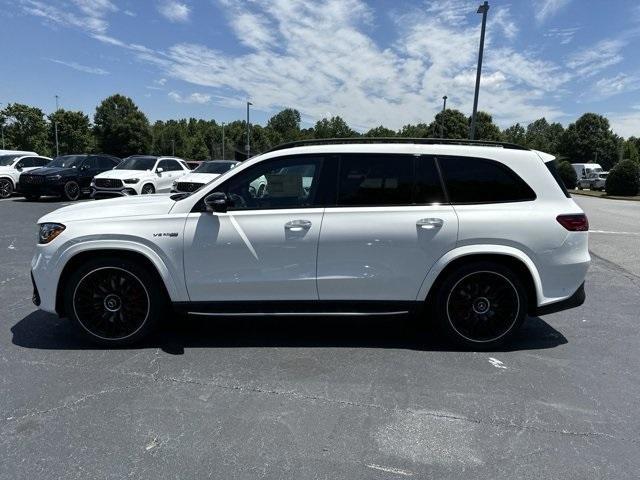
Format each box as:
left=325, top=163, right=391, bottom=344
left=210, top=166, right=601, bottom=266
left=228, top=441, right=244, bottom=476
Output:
left=63, top=180, right=81, bottom=201
left=433, top=261, right=527, bottom=349
left=63, top=256, right=166, bottom=346
left=0, top=178, right=13, bottom=199
left=141, top=184, right=155, bottom=195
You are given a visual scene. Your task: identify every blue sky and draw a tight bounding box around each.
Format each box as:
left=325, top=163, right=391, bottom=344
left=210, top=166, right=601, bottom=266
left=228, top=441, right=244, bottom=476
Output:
left=2, top=0, right=640, bottom=137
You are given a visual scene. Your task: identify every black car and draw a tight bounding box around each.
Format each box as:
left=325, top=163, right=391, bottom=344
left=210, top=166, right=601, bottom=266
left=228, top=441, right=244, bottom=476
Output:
left=18, top=154, right=121, bottom=201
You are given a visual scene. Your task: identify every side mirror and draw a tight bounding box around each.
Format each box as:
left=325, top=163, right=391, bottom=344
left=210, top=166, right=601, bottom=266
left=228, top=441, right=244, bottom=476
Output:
left=15, top=164, right=23, bottom=171
left=156, top=167, right=164, bottom=174
left=204, top=192, right=229, bottom=213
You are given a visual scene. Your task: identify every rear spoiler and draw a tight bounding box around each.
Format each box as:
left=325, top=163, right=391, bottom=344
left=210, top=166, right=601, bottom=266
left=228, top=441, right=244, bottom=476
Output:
left=533, top=150, right=556, bottom=163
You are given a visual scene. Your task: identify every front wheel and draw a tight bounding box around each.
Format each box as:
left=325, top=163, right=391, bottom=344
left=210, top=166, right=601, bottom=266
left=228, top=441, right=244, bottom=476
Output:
left=63, top=257, right=165, bottom=345
left=0, top=178, right=13, bottom=199
left=434, top=262, right=527, bottom=349
left=141, top=184, right=155, bottom=195
left=63, top=180, right=81, bottom=201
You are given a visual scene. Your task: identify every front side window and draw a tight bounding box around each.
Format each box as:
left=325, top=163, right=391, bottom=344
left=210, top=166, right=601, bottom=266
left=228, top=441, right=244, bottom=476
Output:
left=116, top=156, right=157, bottom=171
left=49, top=155, right=86, bottom=169
left=35, top=157, right=50, bottom=167
left=166, top=160, right=182, bottom=171
left=221, top=156, right=323, bottom=210
left=18, top=157, right=36, bottom=168
left=195, top=161, right=236, bottom=174
left=438, top=156, right=536, bottom=204
left=337, top=154, right=414, bottom=206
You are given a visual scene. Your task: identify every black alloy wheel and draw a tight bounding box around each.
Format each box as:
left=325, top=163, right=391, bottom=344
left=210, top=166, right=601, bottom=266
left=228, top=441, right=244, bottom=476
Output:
left=435, top=262, right=526, bottom=349
left=141, top=184, right=155, bottom=195
left=63, top=180, right=81, bottom=201
left=64, top=257, right=164, bottom=345
left=0, top=179, right=13, bottom=199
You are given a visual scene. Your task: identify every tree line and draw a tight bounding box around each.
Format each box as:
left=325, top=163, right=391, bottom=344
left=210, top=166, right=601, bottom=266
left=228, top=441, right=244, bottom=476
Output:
left=1, top=94, right=639, bottom=172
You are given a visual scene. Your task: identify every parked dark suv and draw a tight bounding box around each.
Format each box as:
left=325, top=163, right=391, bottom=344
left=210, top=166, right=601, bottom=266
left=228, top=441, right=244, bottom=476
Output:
left=18, top=154, right=120, bottom=201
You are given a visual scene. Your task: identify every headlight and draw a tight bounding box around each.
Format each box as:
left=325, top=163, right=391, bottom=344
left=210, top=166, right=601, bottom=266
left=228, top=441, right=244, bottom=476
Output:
left=39, top=223, right=66, bottom=244
left=47, top=174, right=62, bottom=181
left=123, top=178, right=140, bottom=184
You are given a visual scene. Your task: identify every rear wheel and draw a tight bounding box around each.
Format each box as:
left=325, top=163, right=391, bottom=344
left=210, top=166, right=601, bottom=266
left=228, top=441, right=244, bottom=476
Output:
left=434, top=261, right=527, bottom=349
left=63, top=180, right=81, bottom=201
left=63, top=257, right=165, bottom=345
left=0, top=178, right=13, bottom=199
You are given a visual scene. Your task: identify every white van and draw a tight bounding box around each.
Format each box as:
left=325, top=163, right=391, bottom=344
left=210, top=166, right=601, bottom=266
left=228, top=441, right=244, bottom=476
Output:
left=572, top=163, right=602, bottom=181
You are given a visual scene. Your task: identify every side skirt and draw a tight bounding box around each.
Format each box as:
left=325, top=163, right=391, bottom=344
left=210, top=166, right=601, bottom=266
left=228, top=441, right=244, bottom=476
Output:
left=172, top=300, right=421, bottom=317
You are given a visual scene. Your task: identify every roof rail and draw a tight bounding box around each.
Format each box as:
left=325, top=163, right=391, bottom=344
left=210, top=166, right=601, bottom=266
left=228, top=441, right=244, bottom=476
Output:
left=266, top=137, right=529, bottom=153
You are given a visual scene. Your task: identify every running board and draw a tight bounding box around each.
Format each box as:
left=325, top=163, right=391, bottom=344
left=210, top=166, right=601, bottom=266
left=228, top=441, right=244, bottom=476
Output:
left=173, top=300, right=418, bottom=317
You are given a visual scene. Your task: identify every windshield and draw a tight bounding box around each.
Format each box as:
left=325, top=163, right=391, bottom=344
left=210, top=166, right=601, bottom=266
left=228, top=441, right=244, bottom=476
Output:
left=0, top=155, right=21, bottom=166
left=116, top=156, right=157, bottom=171
left=194, top=162, right=236, bottom=174
left=49, top=155, right=86, bottom=168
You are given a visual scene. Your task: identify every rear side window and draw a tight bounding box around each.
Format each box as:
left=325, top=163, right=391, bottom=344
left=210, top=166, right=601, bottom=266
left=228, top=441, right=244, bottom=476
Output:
left=544, top=160, right=571, bottom=198
left=337, top=154, right=414, bottom=206
left=415, top=156, right=446, bottom=204
left=438, top=156, right=536, bottom=204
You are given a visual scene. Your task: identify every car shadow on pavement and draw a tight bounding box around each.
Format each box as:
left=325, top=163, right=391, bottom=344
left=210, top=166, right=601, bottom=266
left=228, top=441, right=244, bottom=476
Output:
left=11, top=310, right=567, bottom=354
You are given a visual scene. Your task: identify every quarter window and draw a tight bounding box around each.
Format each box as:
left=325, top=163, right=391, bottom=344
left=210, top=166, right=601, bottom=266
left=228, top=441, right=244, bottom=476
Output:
left=337, top=154, right=414, bottom=206
left=437, top=156, right=536, bottom=204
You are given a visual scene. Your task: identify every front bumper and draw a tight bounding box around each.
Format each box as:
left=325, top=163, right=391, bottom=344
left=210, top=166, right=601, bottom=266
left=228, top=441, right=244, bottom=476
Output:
left=91, top=187, right=138, bottom=199
left=18, top=182, right=64, bottom=197
left=533, top=282, right=585, bottom=316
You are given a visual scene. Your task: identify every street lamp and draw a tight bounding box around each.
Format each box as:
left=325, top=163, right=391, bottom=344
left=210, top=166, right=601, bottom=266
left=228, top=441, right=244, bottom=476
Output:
left=469, top=1, right=489, bottom=140
left=54, top=95, right=60, bottom=156
left=0, top=102, right=4, bottom=149
left=246, top=101, right=253, bottom=158
left=440, top=95, right=448, bottom=138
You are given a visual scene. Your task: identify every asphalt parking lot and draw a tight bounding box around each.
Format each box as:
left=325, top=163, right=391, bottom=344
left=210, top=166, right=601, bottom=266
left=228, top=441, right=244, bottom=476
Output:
left=1, top=194, right=639, bottom=479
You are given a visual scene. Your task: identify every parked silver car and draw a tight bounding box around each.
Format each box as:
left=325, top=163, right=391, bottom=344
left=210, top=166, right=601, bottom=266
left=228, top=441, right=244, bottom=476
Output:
left=577, top=171, right=608, bottom=191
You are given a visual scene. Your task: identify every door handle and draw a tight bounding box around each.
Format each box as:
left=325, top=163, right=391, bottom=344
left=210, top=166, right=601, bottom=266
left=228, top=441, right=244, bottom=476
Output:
left=416, top=218, right=443, bottom=229
left=285, top=220, right=312, bottom=232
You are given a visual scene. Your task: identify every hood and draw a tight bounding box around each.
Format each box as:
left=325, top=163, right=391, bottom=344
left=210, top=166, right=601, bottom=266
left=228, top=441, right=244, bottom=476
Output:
left=178, top=172, right=220, bottom=184
left=0, top=166, right=15, bottom=173
left=38, top=194, right=176, bottom=223
left=25, top=166, right=76, bottom=177
left=95, top=169, right=155, bottom=180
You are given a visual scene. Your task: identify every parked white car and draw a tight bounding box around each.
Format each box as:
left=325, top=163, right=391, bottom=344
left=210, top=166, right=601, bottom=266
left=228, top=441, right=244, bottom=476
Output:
left=571, top=163, right=602, bottom=182
left=0, top=152, right=51, bottom=198
left=172, top=160, right=239, bottom=193
left=32, top=139, right=590, bottom=348
left=577, top=171, right=608, bottom=191
left=91, top=155, right=190, bottom=199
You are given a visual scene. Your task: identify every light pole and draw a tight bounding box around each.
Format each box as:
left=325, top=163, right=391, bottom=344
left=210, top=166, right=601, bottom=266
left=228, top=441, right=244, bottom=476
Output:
left=440, top=95, right=448, bottom=138
left=0, top=102, right=4, bottom=149
left=171, top=138, right=175, bottom=156
left=246, top=101, right=252, bottom=158
left=221, top=122, right=225, bottom=160
left=54, top=95, right=60, bottom=156
left=469, top=1, right=489, bottom=140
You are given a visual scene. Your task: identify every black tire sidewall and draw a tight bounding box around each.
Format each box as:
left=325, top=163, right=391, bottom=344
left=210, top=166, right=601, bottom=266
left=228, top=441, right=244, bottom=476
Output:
left=63, top=256, right=165, bottom=346
left=142, top=184, right=155, bottom=194
left=434, top=261, right=527, bottom=350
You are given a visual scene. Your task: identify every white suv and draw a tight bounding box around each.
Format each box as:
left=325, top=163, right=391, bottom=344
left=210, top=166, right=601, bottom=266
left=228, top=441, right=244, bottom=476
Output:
left=0, top=152, right=51, bottom=198
left=31, top=140, right=590, bottom=348
left=91, top=155, right=190, bottom=199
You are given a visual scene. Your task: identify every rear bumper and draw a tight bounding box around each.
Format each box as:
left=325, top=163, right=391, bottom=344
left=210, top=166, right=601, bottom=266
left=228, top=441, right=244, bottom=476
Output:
left=533, top=282, right=585, bottom=316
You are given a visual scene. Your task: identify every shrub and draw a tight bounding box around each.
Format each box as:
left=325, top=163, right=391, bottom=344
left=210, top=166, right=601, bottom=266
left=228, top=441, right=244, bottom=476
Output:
left=605, top=159, right=640, bottom=196
left=556, top=161, right=577, bottom=189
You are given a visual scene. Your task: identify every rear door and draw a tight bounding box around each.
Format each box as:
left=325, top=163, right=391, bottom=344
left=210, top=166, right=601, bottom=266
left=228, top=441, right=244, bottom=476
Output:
left=316, top=154, right=459, bottom=301
left=78, top=156, right=100, bottom=189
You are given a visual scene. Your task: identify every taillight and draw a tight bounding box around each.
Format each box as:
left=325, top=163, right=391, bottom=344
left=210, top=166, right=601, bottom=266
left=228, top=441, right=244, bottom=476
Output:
left=556, top=214, right=589, bottom=231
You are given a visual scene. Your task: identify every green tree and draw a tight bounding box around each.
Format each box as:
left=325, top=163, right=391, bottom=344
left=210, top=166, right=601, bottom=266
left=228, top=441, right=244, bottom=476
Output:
left=525, top=118, right=564, bottom=154
left=48, top=109, right=93, bottom=155
left=559, top=113, right=620, bottom=170
left=0, top=103, right=48, bottom=154
left=398, top=123, right=429, bottom=138
left=427, top=109, right=469, bottom=139
left=267, top=108, right=301, bottom=143
left=313, top=116, right=356, bottom=138
left=470, top=111, right=502, bottom=141
left=605, top=159, right=639, bottom=196
left=365, top=125, right=396, bottom=137
left=503, top=123, right=526, bottom=146
left=94, top=94, right=151, bottom=157
left=622, top=139, right=639, bottom=163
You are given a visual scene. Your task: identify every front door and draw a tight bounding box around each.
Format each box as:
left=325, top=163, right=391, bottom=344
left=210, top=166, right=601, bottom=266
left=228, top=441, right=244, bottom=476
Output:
left=317, top=154, right=459, bottom=301
left=183, top=154, right=329, bottom=302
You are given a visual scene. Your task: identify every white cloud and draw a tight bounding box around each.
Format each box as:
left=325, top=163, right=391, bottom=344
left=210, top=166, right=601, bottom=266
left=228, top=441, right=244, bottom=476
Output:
left=49, top=58, right=109, bottom=75
left=168, top=91, right=212, bottom=104
left=493, top=8, right=518, bottom=40
left=544, top=26, right=580, bottom=45
left=123, top=9, right=136, bottom=17
left=588, top=73, right=640, bottom=100
left=158, top=1, right=191, bottom=23
left=609, top=111, right=640, bottom=138
left=568, top=39, right=626, bottom=77
left=230, top=12, right=275, bottom=49
left=534, top=0, right=572, bottom=23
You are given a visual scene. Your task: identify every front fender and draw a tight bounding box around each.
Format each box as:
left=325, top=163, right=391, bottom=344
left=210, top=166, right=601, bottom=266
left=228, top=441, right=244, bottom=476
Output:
left=416, top=244, right=544, bottom=305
